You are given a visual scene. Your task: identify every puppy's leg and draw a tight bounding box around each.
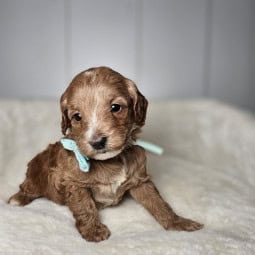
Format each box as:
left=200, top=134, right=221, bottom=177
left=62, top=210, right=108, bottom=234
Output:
left=65, top=186, right=110, bottom=242
left=8, top=150, right=49, bottom=206
left=129, top=180, right=203, bottom=231
left=8, top=178, right=41, bottom=206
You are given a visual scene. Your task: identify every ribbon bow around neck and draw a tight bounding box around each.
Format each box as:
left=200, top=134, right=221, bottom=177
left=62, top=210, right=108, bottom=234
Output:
left=60, top=138, right=164, bottom=173
left=60, top=138, right=90, bottom=172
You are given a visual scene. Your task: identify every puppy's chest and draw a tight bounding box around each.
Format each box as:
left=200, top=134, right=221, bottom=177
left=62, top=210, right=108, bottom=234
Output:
left=91, top=167, right=127, bottom=207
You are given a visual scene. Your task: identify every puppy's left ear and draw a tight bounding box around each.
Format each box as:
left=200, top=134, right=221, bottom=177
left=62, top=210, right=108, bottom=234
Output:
left=126, top=79, right=148, bottom=127
left=60, top=92, right=71, bottom=135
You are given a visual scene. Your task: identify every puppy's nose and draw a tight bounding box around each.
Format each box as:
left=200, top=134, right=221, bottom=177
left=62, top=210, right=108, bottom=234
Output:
left=89, top=136, right=107, bottom=150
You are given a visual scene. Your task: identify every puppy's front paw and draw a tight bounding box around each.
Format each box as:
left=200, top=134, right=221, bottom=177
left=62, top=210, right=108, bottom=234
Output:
left=8, top=191, right=34, bottom=206
left=78, top=223, right=111, bottom=242
left=168, top=215, right=203, bottom=232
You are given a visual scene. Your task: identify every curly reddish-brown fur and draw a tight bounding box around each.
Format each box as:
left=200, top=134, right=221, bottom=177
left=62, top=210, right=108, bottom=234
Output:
left=8, top=67, right=203, bottom=242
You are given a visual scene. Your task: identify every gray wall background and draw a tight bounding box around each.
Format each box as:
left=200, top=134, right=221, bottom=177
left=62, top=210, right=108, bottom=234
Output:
left=0, top=0, right=254, bottom=111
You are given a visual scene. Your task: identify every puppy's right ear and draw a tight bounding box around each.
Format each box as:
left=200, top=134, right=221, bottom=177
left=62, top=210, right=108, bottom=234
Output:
left=60, top=93, right=71, bottom=135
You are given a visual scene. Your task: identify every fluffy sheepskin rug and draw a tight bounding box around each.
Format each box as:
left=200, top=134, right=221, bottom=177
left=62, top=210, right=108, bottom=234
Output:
left=0, top=100, right=255, bottom=254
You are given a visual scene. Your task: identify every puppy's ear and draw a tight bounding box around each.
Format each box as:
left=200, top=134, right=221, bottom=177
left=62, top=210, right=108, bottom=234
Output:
left=60, top=93, right=71, bottom=135
left=126, top=79, right=148, bottom=127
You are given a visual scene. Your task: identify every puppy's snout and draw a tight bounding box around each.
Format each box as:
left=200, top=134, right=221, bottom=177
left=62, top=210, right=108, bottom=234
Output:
left=89, top=136, right=107, bottom=150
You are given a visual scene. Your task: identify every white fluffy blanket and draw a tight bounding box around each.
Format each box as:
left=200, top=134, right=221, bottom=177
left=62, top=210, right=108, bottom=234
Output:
left=0, top=100, right=255, bottom=255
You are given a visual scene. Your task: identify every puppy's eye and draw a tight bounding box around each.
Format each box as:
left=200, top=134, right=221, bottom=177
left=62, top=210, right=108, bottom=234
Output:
left=72, top=113, right=82, bottom=121
left=111, top=104, right=121, bottom=113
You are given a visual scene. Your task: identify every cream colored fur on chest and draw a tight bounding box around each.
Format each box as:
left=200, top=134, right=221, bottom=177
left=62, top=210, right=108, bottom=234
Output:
left=92, top=167, right=127, bottom=207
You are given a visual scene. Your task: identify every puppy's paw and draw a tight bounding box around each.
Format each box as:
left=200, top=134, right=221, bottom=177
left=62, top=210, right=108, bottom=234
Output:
left=168, top=216, right=203, bottom=232
left=78, top=223, right=111, bottom=242
left=8, top=191, right=33, bottom=206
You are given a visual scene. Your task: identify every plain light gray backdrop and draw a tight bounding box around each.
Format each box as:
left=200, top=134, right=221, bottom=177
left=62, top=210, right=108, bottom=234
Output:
left=0, top=0, right=254, bottom=111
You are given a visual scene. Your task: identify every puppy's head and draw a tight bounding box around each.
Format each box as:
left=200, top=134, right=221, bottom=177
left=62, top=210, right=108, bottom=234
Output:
left=60, top=67, right=148, bottom=160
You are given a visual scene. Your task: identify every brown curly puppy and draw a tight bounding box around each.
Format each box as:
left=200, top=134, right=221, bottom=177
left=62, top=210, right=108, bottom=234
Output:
left=8, top=67, right=203, bottom=242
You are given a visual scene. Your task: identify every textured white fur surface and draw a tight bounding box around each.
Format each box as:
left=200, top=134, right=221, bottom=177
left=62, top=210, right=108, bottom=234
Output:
left=0, top=100, right=255, bottom=255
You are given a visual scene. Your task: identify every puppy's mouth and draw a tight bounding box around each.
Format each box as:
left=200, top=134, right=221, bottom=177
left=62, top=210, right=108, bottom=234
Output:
left=78, top=143, right=124, bottom=160
left=84, top=135, right=125, bottom=160
left=92, top=148, right=123, bottom=160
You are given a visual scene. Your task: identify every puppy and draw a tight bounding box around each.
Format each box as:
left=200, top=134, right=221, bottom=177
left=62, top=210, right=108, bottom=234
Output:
left=8, top=67, right=203, bottom=242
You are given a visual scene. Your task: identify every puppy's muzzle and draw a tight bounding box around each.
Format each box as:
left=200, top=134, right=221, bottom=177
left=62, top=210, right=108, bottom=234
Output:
left=89, top=136, right=107, bottom=150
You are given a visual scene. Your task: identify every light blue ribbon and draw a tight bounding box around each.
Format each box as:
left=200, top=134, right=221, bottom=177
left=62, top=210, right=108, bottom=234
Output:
left=135, top=139, right=164, bottom=155
left=60, top=138, right=90, bottom=172
left=60, top=138, right=164, bottom=173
